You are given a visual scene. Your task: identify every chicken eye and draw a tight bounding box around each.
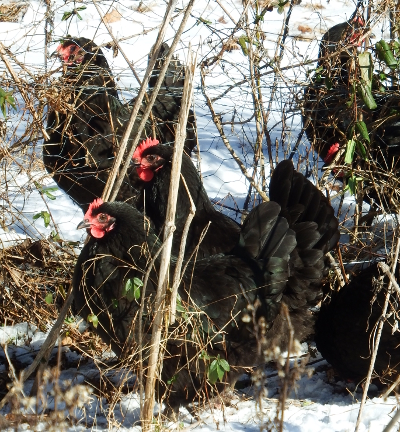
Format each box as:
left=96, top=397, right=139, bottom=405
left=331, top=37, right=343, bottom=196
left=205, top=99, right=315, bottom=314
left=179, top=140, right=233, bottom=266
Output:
left=146, top=155, right=156, bottom=162
left=98, top=213, right=107, bottom=222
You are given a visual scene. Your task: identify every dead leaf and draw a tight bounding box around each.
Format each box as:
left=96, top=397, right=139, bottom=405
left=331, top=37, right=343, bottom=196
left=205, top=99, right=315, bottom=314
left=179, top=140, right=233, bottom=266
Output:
left=103, top=8, right=122, bottom=24
left=7, top=267, right=24, bottom=287
left=298, top=25, right=312, bottom=34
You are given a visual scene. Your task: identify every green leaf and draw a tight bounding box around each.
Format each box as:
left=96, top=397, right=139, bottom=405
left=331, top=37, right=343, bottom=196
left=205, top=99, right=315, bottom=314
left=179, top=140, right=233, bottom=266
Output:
left=208, top=359, right=219, bottom=384
left=344, top=175, right=363, bottom=196
left=43, top=211, right=50, bottom=227
left=356, top=140, right=368, bottom=161
left=219, top=358, right=230, bottom=372
left=238, top=35, right=248, bottom=56
left=87, top=313, right=98, bottom=328
left=43, top=190, right=56, bottom=200
left=6, top=95, right=16, bottom=110
left=355, top=121, right=370, bottom=142
left=357, top=52, right=377, bottom=109
left=62, top=11, right=72, bottom=21
left=33, top=211, right=51, bottom=227
left=51, top=231, right=60, bottom=241
left=197, top=17, right=212, bottom=25
left=112, top=298, right=118, bottom=309
left=76, top=12, right=82, bottom=20
left=347, top=176, right=356, bottom=195
left=376, top=40, right=397, bottom=69
left=277, top=1, right=289, bottom=14
left=123, top=277, right=143, bottom=302
left=345, top=139, right=356, bottom=164
left=45, top=292, right=53, bottom=305
left=167, top=375, right=177, bottom=385
left=35, top=182, right=58, bottom=200
left=208, top=355, right=229, bottom=384
left=358, top=81, right=377, bottom=109
left=199, top=350, right=211, bottom=361
left=64, top=316, right=74, bottom=324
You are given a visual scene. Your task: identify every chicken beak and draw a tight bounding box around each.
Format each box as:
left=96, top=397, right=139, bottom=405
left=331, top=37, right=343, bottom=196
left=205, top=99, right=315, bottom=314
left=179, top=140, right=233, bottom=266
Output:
left=77, top=219, right=92, bottom=230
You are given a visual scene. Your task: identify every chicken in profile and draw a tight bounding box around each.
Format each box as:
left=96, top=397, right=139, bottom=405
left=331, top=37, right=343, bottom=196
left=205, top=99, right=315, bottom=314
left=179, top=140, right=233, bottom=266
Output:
left=73, top=160, right=340, bottom=414
left=315, top=263, right=400, bottom=382
left=44, top=37, right=197, bottom=212
left=133, top=137, right=240, bottom=258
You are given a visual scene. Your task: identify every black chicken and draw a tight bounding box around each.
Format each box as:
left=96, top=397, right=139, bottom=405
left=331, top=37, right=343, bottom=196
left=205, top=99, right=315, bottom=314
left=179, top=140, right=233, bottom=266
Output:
left=44, top=37, right=197, bottom=212
left=44, top=37, right=126, bottom=212
left=132, top=137, right=240, bottom=258
left=315, top=262, right=400, bottom=382
left=303, top=17, right=400, bottom=210
left=303, top=16, right=365, bottom=165
left=73, top=160, right=340, bottom=413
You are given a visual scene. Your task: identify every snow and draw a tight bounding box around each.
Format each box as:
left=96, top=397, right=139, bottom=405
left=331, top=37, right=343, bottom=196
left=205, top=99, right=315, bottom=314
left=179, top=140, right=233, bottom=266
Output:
left=0, top=0, right=398, bottom=430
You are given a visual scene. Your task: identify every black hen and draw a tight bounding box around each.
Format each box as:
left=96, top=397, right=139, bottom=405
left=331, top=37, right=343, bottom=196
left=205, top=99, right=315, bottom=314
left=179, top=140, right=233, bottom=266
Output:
left=303, top=16, right=365, bottom=165
left=44, top=37, right=197, bottom=212
left=315, top=263, right=400, bottom=382
left=303, top=18, right=400, bottom=209
left=133, top=138, right=241, bottom=258
left=44, top=37, right=136, bottom=211
left=73, top=160, right=340, bottom=413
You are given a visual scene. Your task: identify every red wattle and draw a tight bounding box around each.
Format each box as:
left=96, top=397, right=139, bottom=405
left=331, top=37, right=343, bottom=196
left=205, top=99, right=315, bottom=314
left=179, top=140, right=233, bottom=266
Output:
left=138, top=167, right=154, bottom=181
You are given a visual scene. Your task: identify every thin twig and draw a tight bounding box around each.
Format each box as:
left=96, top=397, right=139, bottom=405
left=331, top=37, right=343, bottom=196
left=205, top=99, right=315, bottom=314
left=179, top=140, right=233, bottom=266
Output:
left=105, top=0, right=195, bottom=203
left=0, top=42, right=49, bottom=140
left=170, top=175, right=196, bottom=324
left=101, top=0, right=179, bottom=202
left=200, top=67, right=269, bottom=202
left=137, top=229, right=174, bottom=414
left=383, top=404, right=400, bottom=432
left=382, top=374, right=400, bottom=400
left=141, top=43, right=195, bottom=430
left=278, top=303, right=293, bottom=432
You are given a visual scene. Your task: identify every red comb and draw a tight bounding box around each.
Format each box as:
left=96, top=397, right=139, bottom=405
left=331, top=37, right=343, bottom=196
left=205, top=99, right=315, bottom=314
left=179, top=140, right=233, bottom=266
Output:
left=324, top=143, right=340, bottom=165
left=132, top=137, right=159, bottom=160
left=85, top=198, right=104, bottom=218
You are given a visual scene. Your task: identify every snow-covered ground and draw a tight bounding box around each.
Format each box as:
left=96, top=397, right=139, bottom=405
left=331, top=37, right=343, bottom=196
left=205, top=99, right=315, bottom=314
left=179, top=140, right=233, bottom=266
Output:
left=0, top=0, right=398, bottom=430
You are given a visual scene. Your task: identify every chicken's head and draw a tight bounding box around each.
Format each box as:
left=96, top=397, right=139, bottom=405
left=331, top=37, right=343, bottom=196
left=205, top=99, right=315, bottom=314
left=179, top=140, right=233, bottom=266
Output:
left=132, top=137, right=163, bottom=181
left=77, top=198, right=116, bottom=238
left=56, top=41, right=86, bottom=65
